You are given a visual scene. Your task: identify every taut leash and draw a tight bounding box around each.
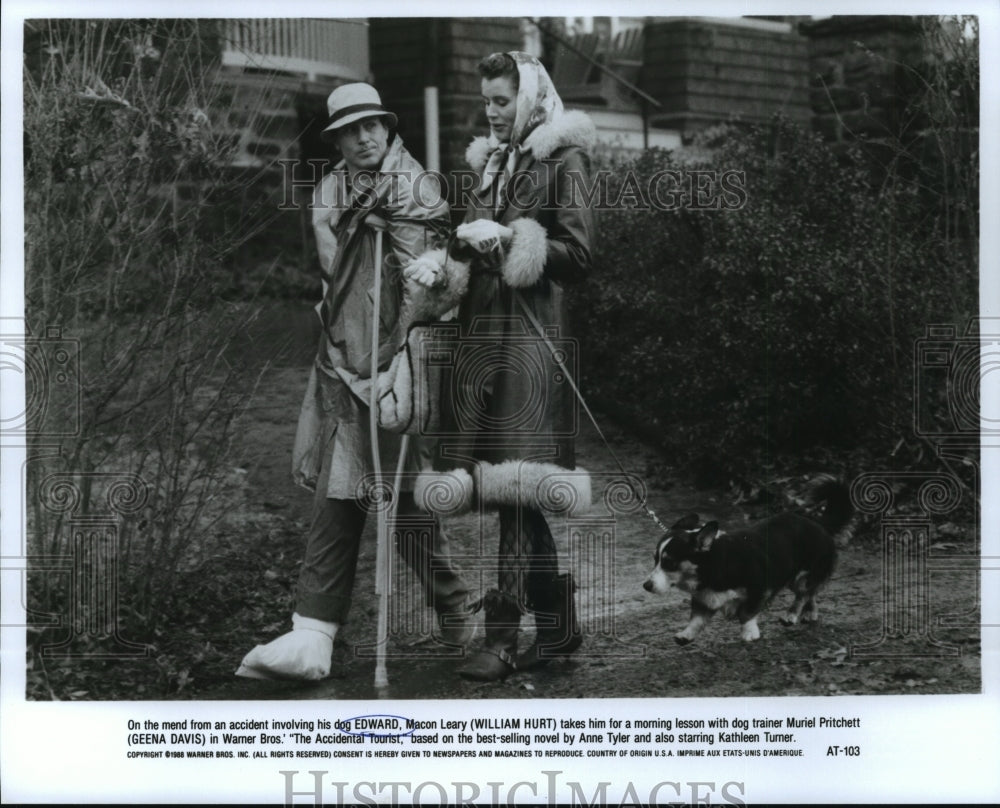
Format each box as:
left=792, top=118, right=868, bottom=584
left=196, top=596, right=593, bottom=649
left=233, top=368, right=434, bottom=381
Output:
left=443, top=228, right=671, bottom=534
left=512, top=291, right=671, bottom=535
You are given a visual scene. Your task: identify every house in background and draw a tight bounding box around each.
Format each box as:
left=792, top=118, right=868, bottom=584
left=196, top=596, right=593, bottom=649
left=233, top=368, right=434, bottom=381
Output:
left=218, top=16, right=816, bottom=176
left=539, top=16, right=813, bottom=153
left=217, top=15, right=932, bottom=175
left=20, top=16, right=955, bottom=296
left=203, top=15, right=936, bottom=268
left=213, top=18, right=368, bottom=170
left=367, top=16, right=681, bottom=171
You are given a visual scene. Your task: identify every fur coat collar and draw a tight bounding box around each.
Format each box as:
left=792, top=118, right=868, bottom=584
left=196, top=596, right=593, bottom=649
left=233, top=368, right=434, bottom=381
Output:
left=465, top=110, right=597, bottom=173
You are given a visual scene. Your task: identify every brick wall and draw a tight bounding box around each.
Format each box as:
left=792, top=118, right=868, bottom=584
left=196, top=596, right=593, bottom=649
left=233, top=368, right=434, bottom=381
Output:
left=368, top=18, right=432, bottom=164
left=641, top=19, right=811, bottom=138
left=370, top=18, right=521, bottom=176
left=209, top=68, right=346, bottom=278
left=803, top=16, right=927, bottom=142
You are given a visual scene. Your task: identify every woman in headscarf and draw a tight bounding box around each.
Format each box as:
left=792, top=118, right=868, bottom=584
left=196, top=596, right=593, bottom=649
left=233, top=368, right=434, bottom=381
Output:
left=406, top=51, right=597, bottom=681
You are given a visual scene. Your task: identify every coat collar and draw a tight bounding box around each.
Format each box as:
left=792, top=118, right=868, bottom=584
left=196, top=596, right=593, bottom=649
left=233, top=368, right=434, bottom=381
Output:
left=465, top=110, right=596, bottom=172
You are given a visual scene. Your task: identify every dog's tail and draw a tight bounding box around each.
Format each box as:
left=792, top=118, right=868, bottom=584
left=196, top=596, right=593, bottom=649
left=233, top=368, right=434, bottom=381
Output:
left=808, top=474, right=854, bottom=541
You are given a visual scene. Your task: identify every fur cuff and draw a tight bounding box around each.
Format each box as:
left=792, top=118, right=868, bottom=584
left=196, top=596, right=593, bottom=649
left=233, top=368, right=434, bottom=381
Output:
left=415, top=462, right=591, bottom=516
left=400, top=249, right=470, bottom=329
left=465, top=136, right=494, bottom=174
left=475, top=460, right=591, bottom=517
left=503, top=219, right=547, bottom=289
left=414, top=468, right=474, bottom=515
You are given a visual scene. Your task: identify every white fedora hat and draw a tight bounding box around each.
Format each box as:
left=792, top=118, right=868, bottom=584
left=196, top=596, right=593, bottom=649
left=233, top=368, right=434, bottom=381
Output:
left=320, top=83, right=398, bottom=141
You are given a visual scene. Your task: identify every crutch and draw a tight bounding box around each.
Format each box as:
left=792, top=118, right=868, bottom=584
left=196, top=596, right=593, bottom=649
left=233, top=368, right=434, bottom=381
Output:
left=366, top=213, right=391, bottom=689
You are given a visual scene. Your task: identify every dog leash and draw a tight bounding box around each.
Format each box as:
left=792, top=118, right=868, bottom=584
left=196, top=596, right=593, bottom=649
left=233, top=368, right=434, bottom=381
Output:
left=443, top=229, right=671, bottom=534
left=512, top=290, right=672, bottom=535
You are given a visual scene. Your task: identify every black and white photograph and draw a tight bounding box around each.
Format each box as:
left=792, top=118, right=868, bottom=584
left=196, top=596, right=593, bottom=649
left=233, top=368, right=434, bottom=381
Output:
left=2, top=3, right=998, bottom=804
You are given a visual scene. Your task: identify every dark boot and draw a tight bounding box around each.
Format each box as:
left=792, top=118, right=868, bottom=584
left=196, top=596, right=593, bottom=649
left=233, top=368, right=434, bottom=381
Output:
left=457, top=590, right=521, bottom=682
left=518, top=572, right=583, bottom=670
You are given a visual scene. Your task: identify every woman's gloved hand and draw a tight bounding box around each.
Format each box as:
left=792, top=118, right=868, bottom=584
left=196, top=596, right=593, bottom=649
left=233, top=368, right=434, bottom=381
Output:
left=455, top=219, right=513, bottom=254
left=404, top=254, right=445, bottom=288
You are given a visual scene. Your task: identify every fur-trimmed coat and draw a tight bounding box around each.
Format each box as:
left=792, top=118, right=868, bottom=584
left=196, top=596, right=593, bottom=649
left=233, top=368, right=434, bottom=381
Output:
left=429, top=109, right=596, bottom=513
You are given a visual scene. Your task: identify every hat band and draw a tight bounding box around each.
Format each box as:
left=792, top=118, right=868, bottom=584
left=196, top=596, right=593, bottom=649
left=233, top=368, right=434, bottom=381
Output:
left=327, top=103, right=389, bottom=128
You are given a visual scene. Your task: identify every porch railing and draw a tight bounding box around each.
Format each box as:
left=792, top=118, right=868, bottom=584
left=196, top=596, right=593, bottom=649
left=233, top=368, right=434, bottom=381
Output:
left=220, top=18, right=369, bottom=82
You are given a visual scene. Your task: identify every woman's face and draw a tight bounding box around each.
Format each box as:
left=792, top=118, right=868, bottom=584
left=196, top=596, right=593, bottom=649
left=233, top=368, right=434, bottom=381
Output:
left=481, top=75, right=518, bottom=142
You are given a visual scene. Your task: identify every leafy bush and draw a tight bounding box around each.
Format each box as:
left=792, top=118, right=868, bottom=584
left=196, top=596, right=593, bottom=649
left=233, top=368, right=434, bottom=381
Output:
left=573, top=108, right=976, bottom=483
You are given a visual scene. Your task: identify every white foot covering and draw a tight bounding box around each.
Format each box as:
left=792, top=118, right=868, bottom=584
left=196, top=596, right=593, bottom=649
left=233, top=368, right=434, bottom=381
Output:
left=740, top=617, right=761, bottom=642
left=235, top=613, right=338, bottom=681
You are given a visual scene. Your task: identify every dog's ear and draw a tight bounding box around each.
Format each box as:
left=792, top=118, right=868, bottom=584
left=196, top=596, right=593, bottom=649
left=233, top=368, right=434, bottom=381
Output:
left=671, top=513, right=701, bottom=531
left=696, top=521, right=720, bottom=552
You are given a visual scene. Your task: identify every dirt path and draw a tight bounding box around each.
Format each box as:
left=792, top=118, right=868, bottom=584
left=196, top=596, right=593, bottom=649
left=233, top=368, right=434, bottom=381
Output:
left=190, top=301, right=980, bottom=701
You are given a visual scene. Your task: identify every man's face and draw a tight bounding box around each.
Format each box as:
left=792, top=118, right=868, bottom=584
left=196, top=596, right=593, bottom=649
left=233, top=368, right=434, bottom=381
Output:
left=334, top=117, right=390, bottom=171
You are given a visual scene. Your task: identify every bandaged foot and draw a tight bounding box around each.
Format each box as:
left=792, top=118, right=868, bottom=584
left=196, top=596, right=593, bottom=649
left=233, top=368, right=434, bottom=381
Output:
left=235, top=613, right=338, bottom=681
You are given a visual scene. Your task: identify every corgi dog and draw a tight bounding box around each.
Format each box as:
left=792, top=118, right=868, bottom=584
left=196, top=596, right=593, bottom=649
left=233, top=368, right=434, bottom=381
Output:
left=643, top=478, right=851, bottom=644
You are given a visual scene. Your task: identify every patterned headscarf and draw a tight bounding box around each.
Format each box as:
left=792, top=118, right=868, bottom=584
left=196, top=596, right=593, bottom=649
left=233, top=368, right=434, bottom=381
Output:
left=480, top=52, right=564, bottom=197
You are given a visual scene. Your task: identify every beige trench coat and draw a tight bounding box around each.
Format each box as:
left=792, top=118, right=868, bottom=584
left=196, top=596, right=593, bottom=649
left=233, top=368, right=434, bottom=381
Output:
left=292, top=135, right=448, bottom=498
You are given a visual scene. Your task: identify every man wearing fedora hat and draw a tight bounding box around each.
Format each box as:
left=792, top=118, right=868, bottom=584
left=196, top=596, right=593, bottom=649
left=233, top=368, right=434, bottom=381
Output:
left=236, top=83, right=474, bottom=681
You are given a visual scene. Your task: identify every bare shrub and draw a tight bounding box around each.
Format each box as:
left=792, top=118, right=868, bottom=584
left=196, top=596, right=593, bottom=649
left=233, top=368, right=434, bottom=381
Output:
left=23, top=20, right=280, bottom=646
